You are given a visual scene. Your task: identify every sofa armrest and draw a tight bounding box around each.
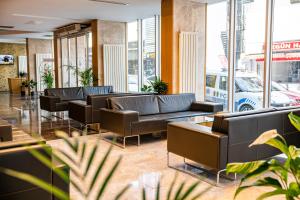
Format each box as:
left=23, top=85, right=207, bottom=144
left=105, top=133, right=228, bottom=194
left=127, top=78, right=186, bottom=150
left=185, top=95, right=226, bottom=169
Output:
left=68, top=101, right=92, bottom=124
left=191, top=101, right=223, bottom=113
left=100, top=108, right=139, bottom=137
left=40, top=96, right=61, bottom=112
left=167, top=122, right=228, bottom=170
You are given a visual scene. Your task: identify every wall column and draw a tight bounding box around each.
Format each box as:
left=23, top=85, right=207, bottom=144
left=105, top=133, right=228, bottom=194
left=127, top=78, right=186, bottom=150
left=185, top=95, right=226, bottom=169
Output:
left=161, top=0, right=206, bottom=96
left=91, top=19, right=126, bottom=86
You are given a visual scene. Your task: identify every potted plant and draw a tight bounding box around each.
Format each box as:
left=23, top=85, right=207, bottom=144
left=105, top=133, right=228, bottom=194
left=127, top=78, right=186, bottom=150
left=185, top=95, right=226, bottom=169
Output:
left=41, top=67, right=54, bottom=89
left=21, top=80, right=29, bottom=96
left=78, top=68, right=95, bottom=87
left=141, top=76, right=168, bottom=95
left=28, top=80, right=37, bottom=96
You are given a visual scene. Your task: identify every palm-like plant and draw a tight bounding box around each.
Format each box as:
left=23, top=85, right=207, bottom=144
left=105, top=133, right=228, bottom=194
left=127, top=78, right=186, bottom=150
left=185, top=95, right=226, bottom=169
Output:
left=227, top=112, right=300, bottom=200
left=42, top=67, right=54, bottom=89
left=0, top=131, right=208, bottom=200
left=78, top=68, right=95, bottom=87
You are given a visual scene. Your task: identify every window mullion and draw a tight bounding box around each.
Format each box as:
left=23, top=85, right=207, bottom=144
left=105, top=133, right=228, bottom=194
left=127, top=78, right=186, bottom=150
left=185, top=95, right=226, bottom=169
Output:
left=263, top=0, right=274, bottom=108
left=228, top=0, right=236, bottom=112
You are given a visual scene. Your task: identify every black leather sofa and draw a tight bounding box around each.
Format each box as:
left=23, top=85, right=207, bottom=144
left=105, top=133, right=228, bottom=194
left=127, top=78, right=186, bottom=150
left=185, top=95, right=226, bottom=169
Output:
left=0, top=140, right=69, bottom=200
left=100, top=93, right=223, bottom=147
left=68, top=92, right=154, bottom=130
left=167, top=107, right=300, bottom=180
left=40, top=86, right=114, bottom=113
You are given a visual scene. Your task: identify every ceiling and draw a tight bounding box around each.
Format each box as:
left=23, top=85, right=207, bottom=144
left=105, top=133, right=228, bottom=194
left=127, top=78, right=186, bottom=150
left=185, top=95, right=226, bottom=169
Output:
left=0, top=0, right=161, bottom=41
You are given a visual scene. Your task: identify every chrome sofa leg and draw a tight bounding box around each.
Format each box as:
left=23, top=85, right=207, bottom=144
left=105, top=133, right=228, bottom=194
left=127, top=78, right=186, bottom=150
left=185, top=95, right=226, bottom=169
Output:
left=217, top=169, right=227, bottom=185
left=137, top=135, right=140, bottom=146
left=123, top=137, right=126, bottom=148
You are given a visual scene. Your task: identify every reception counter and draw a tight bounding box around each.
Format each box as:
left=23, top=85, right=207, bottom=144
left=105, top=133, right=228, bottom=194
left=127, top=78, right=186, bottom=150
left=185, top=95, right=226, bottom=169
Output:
left=8, top=78, right=23, bottom=94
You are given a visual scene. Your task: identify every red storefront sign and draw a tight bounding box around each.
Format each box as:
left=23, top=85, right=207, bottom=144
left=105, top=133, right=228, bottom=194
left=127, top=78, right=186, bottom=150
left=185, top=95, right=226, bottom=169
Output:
left=255, top=53, right=300, bottom=62
left=272, top=41, right=300, bottom=51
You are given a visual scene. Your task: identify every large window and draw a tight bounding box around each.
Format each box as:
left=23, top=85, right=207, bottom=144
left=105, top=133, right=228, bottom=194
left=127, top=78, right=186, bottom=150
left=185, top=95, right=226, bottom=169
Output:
left=127, top=21, right=139, bottom=92
left=127, top=16, right=160, bottom=92
left=205, top=0, right=230, bottom=109
left=233, top=0, right=266, bottom=112
left=61, top=32, right=92, bottom=87
left=271, top=0, right=300, bottom=107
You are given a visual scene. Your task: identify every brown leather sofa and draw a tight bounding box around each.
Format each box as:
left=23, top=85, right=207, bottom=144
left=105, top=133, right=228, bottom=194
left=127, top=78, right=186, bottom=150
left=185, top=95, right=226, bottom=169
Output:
left=100, top=93, right=223, bottom=147
left=40, top=86, right=114, bottom=113
left=0, top=120, right=12, bottom=142
left=167, top=107, right=300, bottom=181
left=0, top=140, right=69, bottom=200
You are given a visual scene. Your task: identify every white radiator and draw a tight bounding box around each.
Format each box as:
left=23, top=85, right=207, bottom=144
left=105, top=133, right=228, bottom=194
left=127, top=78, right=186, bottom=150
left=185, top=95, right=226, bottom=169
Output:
left=103, top=44, right=126, bottom=92
left=179, top=32, right=201, bottom=100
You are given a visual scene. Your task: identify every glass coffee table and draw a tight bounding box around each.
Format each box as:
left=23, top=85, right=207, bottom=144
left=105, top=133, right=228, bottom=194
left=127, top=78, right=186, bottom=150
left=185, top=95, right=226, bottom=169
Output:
left=167, top=115, right=214, bottom=127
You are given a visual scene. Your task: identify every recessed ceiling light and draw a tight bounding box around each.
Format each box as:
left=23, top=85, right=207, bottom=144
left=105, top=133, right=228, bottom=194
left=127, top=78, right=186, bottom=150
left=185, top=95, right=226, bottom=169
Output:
left=89, top=0, right=129, bottom=6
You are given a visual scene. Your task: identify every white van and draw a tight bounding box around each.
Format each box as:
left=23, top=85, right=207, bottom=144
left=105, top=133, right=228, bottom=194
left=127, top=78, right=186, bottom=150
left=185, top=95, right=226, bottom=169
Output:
left=205, top=71, right=294, bottom=111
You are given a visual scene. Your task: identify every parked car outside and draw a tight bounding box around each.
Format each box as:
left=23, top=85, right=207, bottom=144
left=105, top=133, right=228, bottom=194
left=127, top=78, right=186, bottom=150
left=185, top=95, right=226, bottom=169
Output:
left=206, top=71, right=295, bottom=112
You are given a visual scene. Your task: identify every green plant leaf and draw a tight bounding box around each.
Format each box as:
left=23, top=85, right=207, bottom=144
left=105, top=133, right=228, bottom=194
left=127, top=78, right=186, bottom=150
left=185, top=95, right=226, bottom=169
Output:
left=179, top=181, right=200, bottom=200
left=266, top=138, right=289, bottom=155
left=96, top=157, right=122, bottom=200
left=174, top=182, right=185, bottom=200
left=167, top=174, right=178, bottom=200
left=0, top=167, right=69, bottom=200
left=28, top=147, right=69, bottom=184
left=88, top=145, right=113, bottom=193
left=249, top=130, right=280, bottom=147
left=84, top=144, right=99, bottom=176
left=114, top=184, right=131, bottom=200
left=226, top=161, right=266, bottom=175
left=156, top=181, right=160, bottom=200
left=256, top=189, right=287, bottom=200
left=289, top=112, right=300, bottom=132
left=287, top=182, right=300, bottom=197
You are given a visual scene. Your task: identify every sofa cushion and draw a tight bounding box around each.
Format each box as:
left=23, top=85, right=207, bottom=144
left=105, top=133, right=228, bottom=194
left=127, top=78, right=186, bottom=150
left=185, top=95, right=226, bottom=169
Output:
left=83, top=86, right=113, bottom=97
left=110, top=95, right=159, bottom=116
left=157, top=94, right=196, bottom=114
left=46, top=87, right=84, bottom=101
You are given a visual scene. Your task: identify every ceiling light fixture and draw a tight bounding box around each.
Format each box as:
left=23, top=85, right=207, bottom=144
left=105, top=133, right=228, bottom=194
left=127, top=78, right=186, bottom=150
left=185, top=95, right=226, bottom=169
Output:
left=0, top=26, right=14, bottom=29
left=89, top=0, right=129, bottom=6
left=12, top=14, right=78, bottom=21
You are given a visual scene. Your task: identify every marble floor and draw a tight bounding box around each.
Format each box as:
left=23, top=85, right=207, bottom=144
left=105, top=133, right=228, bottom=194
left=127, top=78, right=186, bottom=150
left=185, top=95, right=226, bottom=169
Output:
left=0, top=92, right=284, bottom=200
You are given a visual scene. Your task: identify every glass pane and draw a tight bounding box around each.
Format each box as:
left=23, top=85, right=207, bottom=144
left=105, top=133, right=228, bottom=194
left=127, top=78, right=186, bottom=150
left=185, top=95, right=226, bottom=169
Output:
left=142, top=17, right=156, bottom=85
left=206, top=1, right=230, bottom=110
left=69, top=37, right=77, bottom=87
left=88, top=32, right=93, bottom=68
left=61, top=38, right=69, bottom=87
left=271, top=0, right=300, bottom=107
left=234, top=0, right=266, bottom=112
left=77, top=35, right=88, bottom=86
left=128, top=21, right=139, bottom=92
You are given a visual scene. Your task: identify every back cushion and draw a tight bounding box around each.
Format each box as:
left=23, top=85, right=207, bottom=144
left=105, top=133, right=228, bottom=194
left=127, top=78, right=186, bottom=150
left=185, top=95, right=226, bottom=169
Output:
left=83, top=86, right=113, bottom=97
left=46, top=87, right=84, bottom=101
left=110, top=95, right=159, bottom=116
left=157, top=94, right=196, bottom=114
left=212, top=108, right=275, bottom=133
